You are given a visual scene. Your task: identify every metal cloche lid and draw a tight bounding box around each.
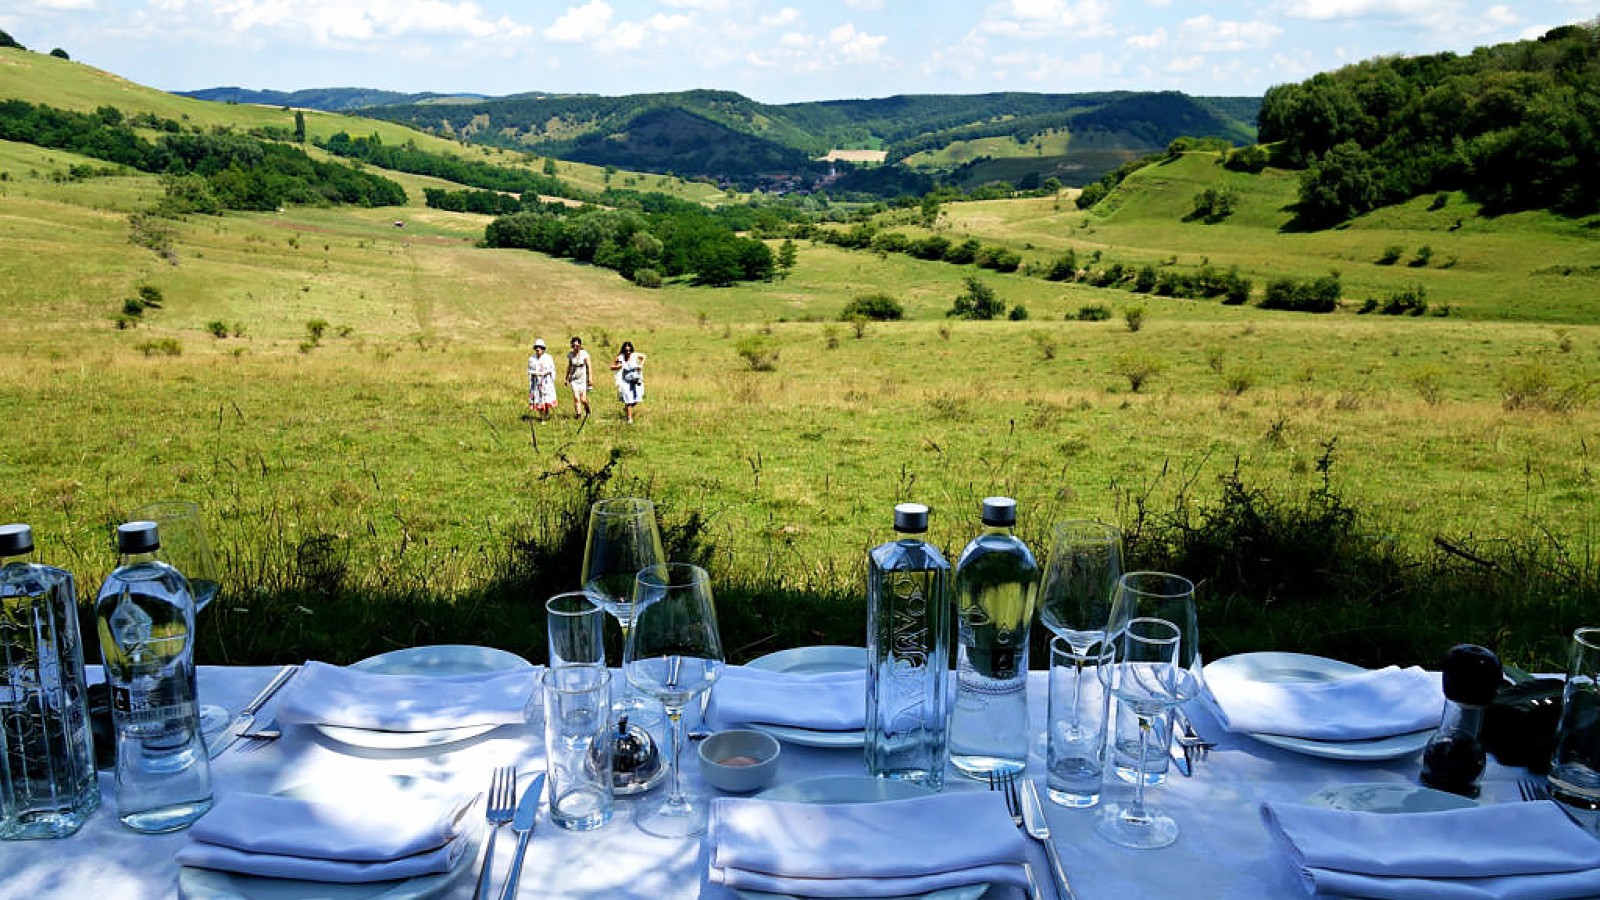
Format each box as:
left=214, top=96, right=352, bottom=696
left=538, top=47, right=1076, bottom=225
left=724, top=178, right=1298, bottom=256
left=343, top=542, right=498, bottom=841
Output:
left=981, top=496, right=1017, bottom=526
left=116, top=521, right=160, bottom=555
left=893, top=503, right=930, bottom=533
left=0, top=523, right=33, bottom=556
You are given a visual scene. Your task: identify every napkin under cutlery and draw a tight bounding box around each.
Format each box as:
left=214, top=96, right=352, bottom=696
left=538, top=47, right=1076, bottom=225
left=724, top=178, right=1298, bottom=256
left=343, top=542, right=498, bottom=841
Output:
left=1261, top=800, right=1600, bottom=899
left=1205, top=663, right=1442, bottom=740
left=706, top=666, right=865, bottom=732
left=176, top=791, right=476, bottom=883
left=272, top=661, right=538, bottom=732
left=708, top=792, right=1030, bottom=897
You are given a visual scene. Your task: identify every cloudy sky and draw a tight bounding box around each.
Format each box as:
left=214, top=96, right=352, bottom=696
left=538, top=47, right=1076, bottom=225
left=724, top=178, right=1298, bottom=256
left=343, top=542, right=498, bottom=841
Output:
left=4, top=0, right=1594, bottom=102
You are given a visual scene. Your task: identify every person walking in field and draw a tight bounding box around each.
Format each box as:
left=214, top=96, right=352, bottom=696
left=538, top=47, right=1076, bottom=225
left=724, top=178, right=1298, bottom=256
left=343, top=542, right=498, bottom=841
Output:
left=527, top=339, right=557, bottom=422
left=565, top=336, right=593, bottom=419
left=611, top=340, right=646, bottom=424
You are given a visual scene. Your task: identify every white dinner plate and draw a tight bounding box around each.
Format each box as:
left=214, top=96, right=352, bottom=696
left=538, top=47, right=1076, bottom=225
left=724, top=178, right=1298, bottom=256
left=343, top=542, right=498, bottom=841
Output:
left=732, top=777, right=986, bottom=900
left=178, top=779, right=482, bottom=900
left=1205, top=652, right=1434, bottom=761
left=743, top=646, right=867, bottom=749
left=1307, top=782, right=1478, bottom=814
left=315, top=645, right=533, bottom=751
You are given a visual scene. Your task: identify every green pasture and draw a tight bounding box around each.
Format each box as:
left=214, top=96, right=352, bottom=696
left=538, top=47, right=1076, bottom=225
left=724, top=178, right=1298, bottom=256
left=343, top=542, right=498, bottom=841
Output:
left=904, top=130, right=1071, bottom=168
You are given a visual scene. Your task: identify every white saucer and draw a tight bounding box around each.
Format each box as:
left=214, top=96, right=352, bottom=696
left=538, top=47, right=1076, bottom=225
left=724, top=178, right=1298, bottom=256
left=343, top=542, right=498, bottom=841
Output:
left=743, top=646, right=867, bottom=749
left=733, top=777, right=986, bottom=900
left=1307, top=782, right=1478, bottom=813
left=316, top=645, right=533, bottom=751
left=1205, top=652, right=1435, bottom=761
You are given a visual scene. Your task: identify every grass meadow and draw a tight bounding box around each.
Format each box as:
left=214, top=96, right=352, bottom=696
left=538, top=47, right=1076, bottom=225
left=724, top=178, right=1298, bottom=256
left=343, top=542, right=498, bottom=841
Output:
left=3, top=54, right=1600, bottom=670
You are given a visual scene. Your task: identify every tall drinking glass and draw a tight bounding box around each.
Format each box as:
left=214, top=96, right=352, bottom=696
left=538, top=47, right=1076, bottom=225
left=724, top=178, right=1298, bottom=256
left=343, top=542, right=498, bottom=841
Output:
left=1037, top=521, right=1122, bottom=757
left=545, top=592, right=606, bottom=669
left=131, top=500, right=226, bottom=737
left=1096, top=616, right=1198, bottom=849
left=1550, top=626, right=1600, bottom=833
left=624, top=563, right=724, bottom=839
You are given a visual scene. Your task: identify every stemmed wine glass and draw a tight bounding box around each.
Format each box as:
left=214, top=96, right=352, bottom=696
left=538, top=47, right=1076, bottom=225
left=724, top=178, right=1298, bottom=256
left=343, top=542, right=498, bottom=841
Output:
left=1037, top=521, right=1123, bottom=752
left=1096, top=572, right=1200, bottom=849
left=624, top=563, right=724, bottom=839
left=132, top=500, right=228, bottom=737
left=581, top=498, right=665, bottom=652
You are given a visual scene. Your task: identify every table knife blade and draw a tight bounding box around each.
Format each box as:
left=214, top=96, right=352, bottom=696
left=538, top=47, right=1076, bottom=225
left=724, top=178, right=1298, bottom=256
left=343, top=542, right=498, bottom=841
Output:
left=208, top=664, right=300, bottom=759
left=497, top=774, right=546, bottom=900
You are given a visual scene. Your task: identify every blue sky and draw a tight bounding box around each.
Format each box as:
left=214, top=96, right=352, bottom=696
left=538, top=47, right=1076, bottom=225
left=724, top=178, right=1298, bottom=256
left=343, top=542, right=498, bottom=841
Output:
left=3, top=0, right=1594, bottom=102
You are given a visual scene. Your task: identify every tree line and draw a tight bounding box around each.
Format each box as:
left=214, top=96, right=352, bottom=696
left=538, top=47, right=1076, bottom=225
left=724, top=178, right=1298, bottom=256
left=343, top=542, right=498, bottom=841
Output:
left=318, top=132, right=592, bottom=204
left=0, top=99, right=405, bottom=211
left=1260, top=21, right=1600, bottom=225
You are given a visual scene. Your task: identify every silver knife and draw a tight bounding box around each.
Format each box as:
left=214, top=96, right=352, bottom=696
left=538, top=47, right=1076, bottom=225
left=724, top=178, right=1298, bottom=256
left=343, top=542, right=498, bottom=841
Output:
left=497, top=773, right=546, bottom=900
left=1020, top=779, right=1077, bottom=900
left=1169, top=727, right=1192, bottom=777
left=208, top=664, right=300, bottom=759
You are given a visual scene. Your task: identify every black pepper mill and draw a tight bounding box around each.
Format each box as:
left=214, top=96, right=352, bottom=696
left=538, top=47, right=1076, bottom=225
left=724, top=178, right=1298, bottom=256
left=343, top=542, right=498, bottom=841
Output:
left=1420, top=644, right=1503, bottom=797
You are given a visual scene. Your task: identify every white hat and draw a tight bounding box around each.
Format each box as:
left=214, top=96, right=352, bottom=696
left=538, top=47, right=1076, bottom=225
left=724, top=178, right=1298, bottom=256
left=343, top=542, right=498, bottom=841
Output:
left=533, top=339, right=546, bottom=348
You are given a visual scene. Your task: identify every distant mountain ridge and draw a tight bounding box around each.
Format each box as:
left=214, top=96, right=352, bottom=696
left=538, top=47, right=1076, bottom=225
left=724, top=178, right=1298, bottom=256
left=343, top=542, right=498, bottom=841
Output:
left=177, top=86, right=484, bottom=111
left=180, top=83, right=1259, bottom=191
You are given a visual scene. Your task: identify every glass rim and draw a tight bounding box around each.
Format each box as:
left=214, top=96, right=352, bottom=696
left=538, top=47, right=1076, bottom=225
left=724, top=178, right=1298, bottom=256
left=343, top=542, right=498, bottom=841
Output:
left=545, top=591, right=604, bottom=616
left=130, top=499, right=200, bottom=521
left=635, top=562, right=709, bottom=590
left=1116, top=571, right=1196, bottom=599
left=590, top=497, right=655, bottom=519
left=542, top=664, right=611, bottom=691
left=1050, top=519, right=1121, bottom=542
left=1574, top=626, right=1600, bottom=651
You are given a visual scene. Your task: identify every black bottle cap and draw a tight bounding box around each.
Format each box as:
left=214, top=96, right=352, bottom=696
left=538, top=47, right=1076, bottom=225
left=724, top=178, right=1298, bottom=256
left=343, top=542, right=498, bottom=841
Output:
left=893, top=503, right=930, bottom=534
left=117, top=521, right=160, bottom=555
left=0, top=524, right=33, bottom=556
left=981, top=497, right=1017, bottom=526
left=1441, top=644, right=1502, bottom=706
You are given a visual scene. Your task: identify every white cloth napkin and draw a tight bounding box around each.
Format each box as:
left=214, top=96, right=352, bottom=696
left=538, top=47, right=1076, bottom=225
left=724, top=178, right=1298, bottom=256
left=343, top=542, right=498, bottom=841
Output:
left=176, top=791, right=475, bottom=883
left=272, top=660, right=538, bottom=732
left=1204, top=662, right=1442, bottom=740
left=706, top=665, right=865, bottom=732
left=708, top=791, right=1030, bottom=897
left=1261, top=800, right=1600, bottom=899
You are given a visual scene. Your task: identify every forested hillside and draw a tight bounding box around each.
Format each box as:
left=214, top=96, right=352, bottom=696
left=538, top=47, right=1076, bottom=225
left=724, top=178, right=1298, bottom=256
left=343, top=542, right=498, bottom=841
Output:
left=179, top=86, right=483, bottom=111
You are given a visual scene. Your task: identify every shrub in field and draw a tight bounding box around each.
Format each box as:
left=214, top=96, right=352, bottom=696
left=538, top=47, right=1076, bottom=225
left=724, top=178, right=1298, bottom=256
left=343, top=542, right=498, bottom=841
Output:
left=1074, top=304, right=1111, bottom=322
left=1409, top=245, right=1433, bottom=268
left=207, top=320, right=228, bottom=338
left=1123, top=306, right=1146, bottom=332
left=1045, top=250, right=1078, bottom=282
left=736, top=335, right=780, bottom=371
left=122, top=297, right=145, bottom=317
left=947, top=276, right=1004, bottom=320
left=1223, top=144, right=1269, bottom=173
left=135, top=338, right=181, bottom=357
left=1501, top=363, right=1589, bottom=413
left=1380, top=284, right=1429, bottom=316
left=138, top=286, right=164, bottom=308
left=632, top=267, right=663, bottom=288
left=839, top=293, right=903, bottom=321
left=976, top=244, right=1022, bottom=272
left=1221, top=366, right=1256, bottom=396
left=1133, top=265, right=1157, bottom=293
left=909, top=235, right=951, bottom=260
left=1260, top=273, right=1341, bottom=313
left=848, top=315, right=869, bottom=339
left=306, top=318, right=329, bottom=343
left=943, top=238, right=981, bottom=265
left=1111, top=351, right=1162, bottom=392
left=1411, top=368, right=1445, bottom=405
left=1029, top=330, right=1056, bottom=359
left=1008, top=305, right=1030, bottom=321
left=1377, top=245, right=1404, bottom=265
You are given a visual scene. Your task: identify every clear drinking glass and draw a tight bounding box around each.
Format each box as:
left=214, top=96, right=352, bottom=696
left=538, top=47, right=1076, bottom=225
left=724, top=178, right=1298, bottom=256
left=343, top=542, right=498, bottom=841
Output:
left=1105, top=571, right=1198, bottom=786
left=581, top=498, right=666, bottom=638
left=1096, top=617, right=1199, bottom=849
left=1550, top=626, right=1600, bottom=833
left=624, top=563, right=724, bottom=839
left=1047, top=635, right=1109, bottom=808
left=543, top=666, right=615, bottom=831
left=546, top=592, right=606, bottom=669
left=1036, top=521, right=1122, bottom=758
left=130, top=501, right=227, bottom=738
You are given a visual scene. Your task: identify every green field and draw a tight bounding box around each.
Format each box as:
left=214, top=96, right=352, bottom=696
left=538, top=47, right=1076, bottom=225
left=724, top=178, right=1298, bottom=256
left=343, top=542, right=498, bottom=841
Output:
left=4, top=52, right=1600, bottom=669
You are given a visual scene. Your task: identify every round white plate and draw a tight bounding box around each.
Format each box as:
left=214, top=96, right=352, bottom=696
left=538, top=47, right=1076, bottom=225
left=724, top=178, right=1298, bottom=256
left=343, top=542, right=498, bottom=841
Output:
left=316, top=645, right=533, bottom=751
left=743, top=646, right=867, bottom=749
left=1307, top=782, right=1478, bottom=814
left=733, top=777, right=985, bottom=900
left=1205, top=652, right=1435, bottom=761
left=179, top=780, right=482, bottom=900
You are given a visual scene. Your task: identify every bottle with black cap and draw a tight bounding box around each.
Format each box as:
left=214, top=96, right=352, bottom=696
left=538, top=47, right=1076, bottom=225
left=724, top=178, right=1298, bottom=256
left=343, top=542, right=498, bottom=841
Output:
left=0, top=524, right=100, bottom=839
left=1420, top=644, right=1502, bottom=798
left=866, top=503, right=952, bottom=789
left=949, top=497, right=1040, bottom=780
left=95, top=521, right=213, bottom=833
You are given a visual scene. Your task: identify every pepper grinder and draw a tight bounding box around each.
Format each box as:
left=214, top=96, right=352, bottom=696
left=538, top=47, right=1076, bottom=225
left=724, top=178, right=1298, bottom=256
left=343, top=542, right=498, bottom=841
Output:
left=606, top=715, right=664, bottom=794
left=1420, top=644, right=1502, bottom=797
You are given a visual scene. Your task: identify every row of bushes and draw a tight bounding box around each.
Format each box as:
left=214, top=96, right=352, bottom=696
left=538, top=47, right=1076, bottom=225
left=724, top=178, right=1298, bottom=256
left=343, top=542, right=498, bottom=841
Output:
left=807, top=223, right=1023, bottom=273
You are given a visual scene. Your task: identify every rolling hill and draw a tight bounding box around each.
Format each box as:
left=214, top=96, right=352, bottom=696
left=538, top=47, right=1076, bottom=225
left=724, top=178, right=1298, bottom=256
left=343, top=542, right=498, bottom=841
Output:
left=177, top=86, right=485, bottom=111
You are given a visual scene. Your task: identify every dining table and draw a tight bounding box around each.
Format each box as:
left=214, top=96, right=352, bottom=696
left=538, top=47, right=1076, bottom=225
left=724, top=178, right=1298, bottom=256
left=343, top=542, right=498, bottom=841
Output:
left=0, top=661, right=1551, bottom=900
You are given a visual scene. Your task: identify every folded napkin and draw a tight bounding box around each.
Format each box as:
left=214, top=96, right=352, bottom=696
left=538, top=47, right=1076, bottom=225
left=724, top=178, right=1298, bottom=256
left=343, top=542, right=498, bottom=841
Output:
left=273, top=660, right=538, bottom=732
left=706, top=666, right=865, bottom=732
left=708, top=792, right=1030, bottom=897
left=1205, top=662, right=1442, bottom=740
left=176, top=791, right=475, bottom=883
left=1261, top=801, right=1600, bottom=899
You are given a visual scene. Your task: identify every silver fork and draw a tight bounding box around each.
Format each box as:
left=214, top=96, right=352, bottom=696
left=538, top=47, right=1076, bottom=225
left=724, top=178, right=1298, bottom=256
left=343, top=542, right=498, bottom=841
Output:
left=1519, top=778, right=1551, bottom=802
left=473, top=766, right=517, bottom=900
left=989, top=772, right=1044, bottom=900
left=1172, top=707, right=1215, bottom=768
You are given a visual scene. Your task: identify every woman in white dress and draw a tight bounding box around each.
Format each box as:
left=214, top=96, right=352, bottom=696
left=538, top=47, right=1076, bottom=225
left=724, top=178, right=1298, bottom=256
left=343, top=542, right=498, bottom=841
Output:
left=565, top=336, right=592, bottom=419
left=610, top=340, right=646, bottom=424
left=527, top=339, right=557, bottom=421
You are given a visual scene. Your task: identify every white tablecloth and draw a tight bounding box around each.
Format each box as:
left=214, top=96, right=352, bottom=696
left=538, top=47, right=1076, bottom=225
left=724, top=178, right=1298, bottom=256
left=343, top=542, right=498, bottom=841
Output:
left=0, top=665, right=1544, bottom=899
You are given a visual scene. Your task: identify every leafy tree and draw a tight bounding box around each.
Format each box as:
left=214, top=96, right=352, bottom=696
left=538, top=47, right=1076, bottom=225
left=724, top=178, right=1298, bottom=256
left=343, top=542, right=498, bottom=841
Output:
left=49, top=48, right=68, bottom=60
left=839, top=293, right=903, bottom=321
left=542, top=158, right=558, bottom=176
left=294, top=110, right=306, bottom=143
left=1297, top=141, right=1381, bottom=227
left=0, top=29, right=24, bottom=50
left=946, top=276, right=1004, bottom=320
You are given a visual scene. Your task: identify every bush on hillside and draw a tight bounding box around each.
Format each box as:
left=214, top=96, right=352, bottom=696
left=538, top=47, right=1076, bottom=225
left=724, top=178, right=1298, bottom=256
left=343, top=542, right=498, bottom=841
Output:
left=0, top=28, right=23, bottom=50
left=1260, top=273, right=1341, bottom=313
left=947, top=276, right=1004, bottom=320
left=839, top=293, right=903, bottom=321
left=1223, top=144, right=1270, bottom=173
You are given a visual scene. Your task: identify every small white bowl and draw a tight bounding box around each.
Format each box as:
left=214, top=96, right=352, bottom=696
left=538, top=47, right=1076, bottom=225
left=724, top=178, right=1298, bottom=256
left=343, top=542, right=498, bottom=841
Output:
left=698, top=729, right=782, bottom=793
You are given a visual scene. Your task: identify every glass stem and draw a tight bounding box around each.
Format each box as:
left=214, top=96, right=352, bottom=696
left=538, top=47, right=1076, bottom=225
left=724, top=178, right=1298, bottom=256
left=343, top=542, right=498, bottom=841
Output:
left=665, top=707, right=685, bottom=805
left=1131, top=714, right=1151, bottom=820
left=1068, top=656, right=1085, bottom=730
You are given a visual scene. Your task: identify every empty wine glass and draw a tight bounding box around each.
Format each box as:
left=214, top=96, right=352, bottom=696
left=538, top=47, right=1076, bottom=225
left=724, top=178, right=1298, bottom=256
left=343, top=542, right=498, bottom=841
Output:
left=1037, top=521, right=1122, bottom=755
left=131, top=500, right=226, bottom=737
left=624, top=563, right=724, bottom=839
left=1096, top=615, right=1199, bottom=849
left=581, top=498, right=668, bottom=746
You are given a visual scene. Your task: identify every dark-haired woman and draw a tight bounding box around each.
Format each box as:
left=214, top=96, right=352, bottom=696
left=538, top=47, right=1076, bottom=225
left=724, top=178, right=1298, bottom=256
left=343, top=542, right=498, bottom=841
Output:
left=610, top=341, right=646, bottom=424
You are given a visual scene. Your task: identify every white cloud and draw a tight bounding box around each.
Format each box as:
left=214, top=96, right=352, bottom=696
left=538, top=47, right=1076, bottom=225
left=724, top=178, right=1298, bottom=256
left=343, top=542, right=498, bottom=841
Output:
left=1178, top=15, right=1281, bottom=52
left=210, top=0, right=530, bottom=44
left=778, top=30, right=813, bottom=48
left=33, top=0, right=98, bottom=9
left=985, top=47, right=1117, bottom=84
left=595, top=12, right=688, bottom=51
left=845, top=0, right=884, bottom=9
left=828, top=22, right=886, bottom=62
left=1483, top=4, right=1518, bottom=27
left=1125, top=27, right=1167, bottom=49
left=978, top=0, right=1116, bottom=39
left=1282, top=0, right=1455, bottom=21
left=660, top=0, right=733, bottom=9
left=543, top=1, right=611, bottom=42
left=1165, top=54, right=1203, bottom=73
left=760, top=7, right=801, bottom=27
